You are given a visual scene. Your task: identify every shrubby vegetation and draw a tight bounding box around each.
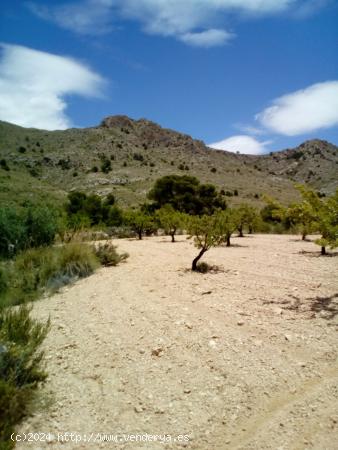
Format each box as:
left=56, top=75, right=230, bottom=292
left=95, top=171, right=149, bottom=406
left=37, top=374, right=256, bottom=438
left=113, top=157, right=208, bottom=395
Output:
left=0, top=194, right=129, bottom=447
left=93, top=242, right=129, bottom=266
left=66, top=192, right=123, bottom=229
left=0, top=244, right=99, bottom=307
left=0, top=305, right=50, bottom=449
left=0, top=204, right=61, bottom=258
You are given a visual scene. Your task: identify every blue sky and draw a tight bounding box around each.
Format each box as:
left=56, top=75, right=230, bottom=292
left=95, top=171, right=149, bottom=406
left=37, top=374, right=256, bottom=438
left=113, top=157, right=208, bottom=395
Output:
left=0, top=0, right=337, bottom=154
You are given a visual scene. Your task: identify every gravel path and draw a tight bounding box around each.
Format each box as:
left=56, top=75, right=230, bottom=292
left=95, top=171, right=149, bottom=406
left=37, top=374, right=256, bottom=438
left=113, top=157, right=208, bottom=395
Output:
left=17, top=234, right=338, bottom=450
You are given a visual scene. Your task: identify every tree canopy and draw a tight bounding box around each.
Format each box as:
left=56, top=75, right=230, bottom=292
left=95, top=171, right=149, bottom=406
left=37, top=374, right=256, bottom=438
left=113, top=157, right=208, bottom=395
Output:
left=148, top=175, right=226, bottom=215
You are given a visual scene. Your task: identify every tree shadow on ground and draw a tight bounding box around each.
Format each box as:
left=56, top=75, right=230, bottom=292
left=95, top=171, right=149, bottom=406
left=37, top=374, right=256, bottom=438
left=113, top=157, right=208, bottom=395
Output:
left=298, top=250, right=338, bottom=258
left=158, top=240, right=187, bottom=244
left=308, top=293, right=338, bottom=319
left=220, top=243, right=249, bottom=248
left=289, top=238, right=312, bottom=243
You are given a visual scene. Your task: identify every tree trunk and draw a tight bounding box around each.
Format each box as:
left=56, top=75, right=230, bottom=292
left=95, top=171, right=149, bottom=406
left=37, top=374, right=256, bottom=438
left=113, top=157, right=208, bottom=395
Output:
left=226, top=236, right=231, bottom=247
left=138, top=231, right=142, bottom=240
left=238, top=226, right=243, bottom=237
left=248, top=226, right=253, bottom=234
left=302, top=233, right=306, bottom=241
left=171, top=233, right=175, bottom=243
left=192, top=248, right=206, bottom=271
left=321, top=246, right=326, bottom=255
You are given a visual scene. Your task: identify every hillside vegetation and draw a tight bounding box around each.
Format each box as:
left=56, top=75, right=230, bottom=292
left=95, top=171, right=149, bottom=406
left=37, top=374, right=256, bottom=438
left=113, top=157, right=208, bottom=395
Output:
left=1, top=116, right=337, bottom=208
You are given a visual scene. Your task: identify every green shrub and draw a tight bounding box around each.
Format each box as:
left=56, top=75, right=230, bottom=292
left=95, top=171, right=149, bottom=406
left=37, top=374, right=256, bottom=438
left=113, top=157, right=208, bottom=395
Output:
left=0, top=305, right=49, bottom=448
left=0, top=159, right=10, bottom=171
left=195, top=262, right=211, bottom=273
left=0, top=205, right=61, bottom=259
left=6, top=244, right=99, bottom=305
left=133, top=153, right=144, bottom=162
left=93, top=242, right=128, bottom=266
left=25, top=205, right=60, bottom=248
left=0, top=267, right=8, bottom=297
left=109, top=226, right=135, bottom=239
left=0, top=208, right=26, bottom=258
left=66, top=192, right=123, bottom=227
left=101, top=158, right=112, bottom=173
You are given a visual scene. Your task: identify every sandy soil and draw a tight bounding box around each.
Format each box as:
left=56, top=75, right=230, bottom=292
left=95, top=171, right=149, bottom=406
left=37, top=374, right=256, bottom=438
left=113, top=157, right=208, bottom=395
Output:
left=17, top=234, right=338, bottom=450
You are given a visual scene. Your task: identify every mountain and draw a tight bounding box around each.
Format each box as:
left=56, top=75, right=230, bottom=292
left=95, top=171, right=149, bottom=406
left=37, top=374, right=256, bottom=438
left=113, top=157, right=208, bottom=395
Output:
left=0, top=116, right=337, bottom=208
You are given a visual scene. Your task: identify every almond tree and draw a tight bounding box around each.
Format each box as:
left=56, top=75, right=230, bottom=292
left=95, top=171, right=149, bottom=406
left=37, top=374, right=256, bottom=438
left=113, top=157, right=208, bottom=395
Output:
left=234, top=204, right=259, bottom=236
left=219, top=209, right=238, bottom=247
left=124, top=210, right=154, bottom=240
left=296, top=186, right=338, bottom=255
left=156, top=205, right=186, bottom=242
left=285, top=202, right=316, bottom=240
left=187, top=214, right=225, bottom=271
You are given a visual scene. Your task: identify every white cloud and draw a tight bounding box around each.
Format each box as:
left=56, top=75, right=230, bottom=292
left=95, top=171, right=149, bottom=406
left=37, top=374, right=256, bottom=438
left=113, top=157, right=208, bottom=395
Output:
left=0, top=44, right=104, bottom=130
left=208, top=135, right=271, bottom=154
left=234, top=123, right=264, bottom=135
left=28, top=0, right=307, bottom=47
left=256, top=81, right=338, bottom=136
left=27, top=0, right=116, bottom=35
left=179, top=29, right=234, bottom=47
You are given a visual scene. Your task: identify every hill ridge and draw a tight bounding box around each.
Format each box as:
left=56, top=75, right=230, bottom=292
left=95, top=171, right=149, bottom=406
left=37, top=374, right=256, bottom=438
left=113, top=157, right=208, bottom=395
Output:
left=0, top=117, right=337, bottom=207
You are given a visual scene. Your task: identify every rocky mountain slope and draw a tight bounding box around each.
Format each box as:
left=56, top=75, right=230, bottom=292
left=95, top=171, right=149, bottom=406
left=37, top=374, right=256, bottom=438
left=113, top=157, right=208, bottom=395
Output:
left=0, top=116, right=337, bottom=207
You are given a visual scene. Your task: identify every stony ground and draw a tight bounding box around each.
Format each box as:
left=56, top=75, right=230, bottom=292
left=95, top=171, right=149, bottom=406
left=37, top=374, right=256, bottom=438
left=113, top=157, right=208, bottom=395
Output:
left=17, top=234, right=338, bottom=450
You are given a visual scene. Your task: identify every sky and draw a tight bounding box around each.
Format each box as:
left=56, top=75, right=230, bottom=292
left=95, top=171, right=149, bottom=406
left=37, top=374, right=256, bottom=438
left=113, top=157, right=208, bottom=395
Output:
left=0, top=0, right=338, bottom=155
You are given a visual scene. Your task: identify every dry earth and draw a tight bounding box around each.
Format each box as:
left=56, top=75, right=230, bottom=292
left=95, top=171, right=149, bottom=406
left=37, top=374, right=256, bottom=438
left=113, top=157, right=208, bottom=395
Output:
left=17, top=234, right=338, bottom=450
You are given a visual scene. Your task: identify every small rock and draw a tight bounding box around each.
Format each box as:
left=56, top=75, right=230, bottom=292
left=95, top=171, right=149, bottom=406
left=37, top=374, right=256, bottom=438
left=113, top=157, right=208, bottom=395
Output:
left=151, top=347, right=164, bottom=357
left=237, top=321, right=245, bottom=326
left=208, top=340, right=217, bottom=348
left=134, top=406, right=143, bottom=413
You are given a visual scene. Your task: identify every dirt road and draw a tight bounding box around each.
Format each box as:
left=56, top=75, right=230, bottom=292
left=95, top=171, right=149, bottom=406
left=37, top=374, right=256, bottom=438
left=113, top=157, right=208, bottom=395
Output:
left=17, top=235, right=338, bottom=450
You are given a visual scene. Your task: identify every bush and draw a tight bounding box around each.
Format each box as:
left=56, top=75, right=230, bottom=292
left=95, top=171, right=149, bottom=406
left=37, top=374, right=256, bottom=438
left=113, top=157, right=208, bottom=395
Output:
left=101, top=158, right=112, bottom=173
left=66, top=192, right=123, bottom=227
left=133, top=153, right=144, bottom=162
left=25, top=205, right=60, bottom=248
left=0, top=267, right=8, bottom=297
left=0, top=305, right=49, bottom=448
left=93, top=242, right=128, bottom=266
left=195, top=262, right=211, bottom=273
left=108, top=226, right=135, bottom=239
left=0, top=208, right=25, bottom=258
left=5, top=244, right=99, bottom=305
left=0, top=159, right=10, bottom=171
left=0, top=205, right=61, bottom=259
